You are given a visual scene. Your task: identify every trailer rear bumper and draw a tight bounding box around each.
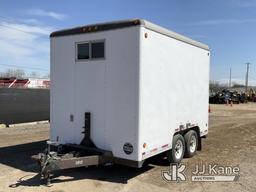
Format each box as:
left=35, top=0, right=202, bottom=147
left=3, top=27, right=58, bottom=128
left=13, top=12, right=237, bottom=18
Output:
left=114, top=157, right=144, bottom=168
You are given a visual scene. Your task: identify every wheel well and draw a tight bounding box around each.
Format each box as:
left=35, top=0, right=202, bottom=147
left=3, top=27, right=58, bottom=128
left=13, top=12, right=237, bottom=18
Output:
left=174, top=126, right=202, bottom=151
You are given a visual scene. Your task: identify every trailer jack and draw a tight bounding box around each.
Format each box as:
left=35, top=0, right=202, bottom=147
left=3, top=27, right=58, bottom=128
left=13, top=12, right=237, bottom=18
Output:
left=32, top=141, right=113, bottom=186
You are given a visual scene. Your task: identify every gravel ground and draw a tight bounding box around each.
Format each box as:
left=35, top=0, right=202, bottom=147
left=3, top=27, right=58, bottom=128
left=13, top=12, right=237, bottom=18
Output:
left=0, top=103, right=256, bottom=192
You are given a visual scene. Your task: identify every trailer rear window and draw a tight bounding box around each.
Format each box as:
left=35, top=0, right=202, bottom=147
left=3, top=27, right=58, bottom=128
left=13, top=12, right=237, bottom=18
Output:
left=76, top=40, right=105, bottom=61
left=91, top=42, right=104, bottom=59
left=77, top=43, right=90, bottom=60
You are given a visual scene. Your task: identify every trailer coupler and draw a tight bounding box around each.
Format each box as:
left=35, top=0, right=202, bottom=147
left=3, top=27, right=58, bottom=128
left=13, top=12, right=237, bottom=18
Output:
left=32, top=142, right=113, bottom=186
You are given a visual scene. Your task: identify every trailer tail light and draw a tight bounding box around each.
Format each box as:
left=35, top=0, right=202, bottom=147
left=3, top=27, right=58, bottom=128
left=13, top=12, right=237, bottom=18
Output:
left=143, top=143, right=147, bottom=148
left=144, top=33, right=148, bottom=38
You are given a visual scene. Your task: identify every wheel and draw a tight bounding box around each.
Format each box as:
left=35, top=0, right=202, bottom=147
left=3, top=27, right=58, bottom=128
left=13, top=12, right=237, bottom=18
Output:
left=184, top=130, right=198, bottom=158
left=167, top=134, right=185, bottom=163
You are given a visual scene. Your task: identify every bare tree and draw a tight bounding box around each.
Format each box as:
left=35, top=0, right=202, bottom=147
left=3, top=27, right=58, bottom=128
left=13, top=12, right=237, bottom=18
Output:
left=232, top=82, right=245, bottom=88
left=42, top=73, right=50, bottom=79
left=29, top=71, right=39, bottom=78
left=209, top=80, right=227, bottom=92
left=0, top=69, right=25, bottom=78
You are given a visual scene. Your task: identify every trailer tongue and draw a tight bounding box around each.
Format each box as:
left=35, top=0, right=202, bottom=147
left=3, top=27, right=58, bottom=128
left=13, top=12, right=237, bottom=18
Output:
left=32, top=112, right=113, bottom=186
left=32, top=141, right=113, bottom=186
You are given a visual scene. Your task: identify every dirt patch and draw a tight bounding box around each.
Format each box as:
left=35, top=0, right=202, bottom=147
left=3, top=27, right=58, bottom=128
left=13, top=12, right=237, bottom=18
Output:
left=0, top=103, right=256, bottom=191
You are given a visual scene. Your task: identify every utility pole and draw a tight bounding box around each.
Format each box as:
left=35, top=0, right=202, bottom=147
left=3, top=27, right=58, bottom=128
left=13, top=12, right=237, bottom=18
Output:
left=245, top=62, right=251, bottom=93
left=229, top=67, right=232, bottom=88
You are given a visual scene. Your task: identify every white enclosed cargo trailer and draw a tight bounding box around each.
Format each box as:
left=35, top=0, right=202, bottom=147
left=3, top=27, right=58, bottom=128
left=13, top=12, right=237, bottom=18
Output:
left=34, top=19, right=210, bottom=183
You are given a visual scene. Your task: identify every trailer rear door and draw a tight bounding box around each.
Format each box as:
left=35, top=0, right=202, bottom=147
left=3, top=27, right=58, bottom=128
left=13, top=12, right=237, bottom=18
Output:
left=73, top=40, right=106, bottom=147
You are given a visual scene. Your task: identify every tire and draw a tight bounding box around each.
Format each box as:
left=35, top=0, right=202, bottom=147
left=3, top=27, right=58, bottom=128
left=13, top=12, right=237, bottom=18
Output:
left=167, top=134, right=185, bottom=163
left=184, top=130, right=198, bottom=158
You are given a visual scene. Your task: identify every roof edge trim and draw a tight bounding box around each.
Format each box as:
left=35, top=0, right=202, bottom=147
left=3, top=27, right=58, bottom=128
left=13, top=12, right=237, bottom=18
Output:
left=50, top=19, right=209, bottom=51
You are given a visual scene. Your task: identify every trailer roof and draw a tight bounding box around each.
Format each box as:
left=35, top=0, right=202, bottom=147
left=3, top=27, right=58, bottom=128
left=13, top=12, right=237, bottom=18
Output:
left=50, top=19, right=209, bottom=51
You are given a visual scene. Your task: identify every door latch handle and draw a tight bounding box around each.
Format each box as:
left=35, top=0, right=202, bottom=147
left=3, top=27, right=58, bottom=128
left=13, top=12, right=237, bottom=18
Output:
left=70, top=114, right=74, bottom=122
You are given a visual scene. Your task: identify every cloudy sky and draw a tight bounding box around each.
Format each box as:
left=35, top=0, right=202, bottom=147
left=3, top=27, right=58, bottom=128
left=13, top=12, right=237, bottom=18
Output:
left=0, top=0, right=256, bottom=84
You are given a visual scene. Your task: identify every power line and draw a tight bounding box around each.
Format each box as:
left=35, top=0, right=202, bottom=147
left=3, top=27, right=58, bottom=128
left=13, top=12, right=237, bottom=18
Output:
left=0, top=17, right=50, bottom=74
left=0, top=16, right=49, bottom=35
left=0, top=63, right=49, bottom=72
left=0, top=23, right=33, bottom=34
left=0, top=15, right=32, bottom=34
left=0, top=15, right=40, bottom=26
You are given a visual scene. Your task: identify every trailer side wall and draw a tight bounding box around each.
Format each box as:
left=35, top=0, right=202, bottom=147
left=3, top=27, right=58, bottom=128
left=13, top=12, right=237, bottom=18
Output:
left=138, top=27, right=210, bottom=161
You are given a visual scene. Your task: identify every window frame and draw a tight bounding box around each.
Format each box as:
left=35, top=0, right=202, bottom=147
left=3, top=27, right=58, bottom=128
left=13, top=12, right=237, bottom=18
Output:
left=75, top=39, right=105, bottom=62
left=76, top=41, right=90, bottom=60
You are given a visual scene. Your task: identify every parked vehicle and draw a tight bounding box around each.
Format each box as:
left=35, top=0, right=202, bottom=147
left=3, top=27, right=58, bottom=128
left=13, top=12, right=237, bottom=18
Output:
left=230, top=91, right=240, bottom=104
left=239, top=93, right=248, bottom=103
left=210, top=90, right=243, bottom=104
left=33, top=19, right=210, bottom=185
left=209, top=90, right=228, bottom=104
left=247, top=89, right=256, bottom=102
